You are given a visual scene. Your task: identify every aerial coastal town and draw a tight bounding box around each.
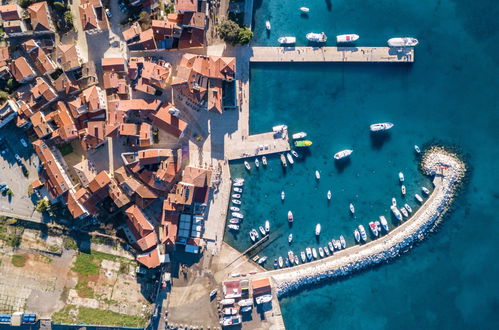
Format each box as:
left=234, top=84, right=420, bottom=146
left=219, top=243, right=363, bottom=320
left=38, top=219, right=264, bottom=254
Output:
left=0, top=0, right=466, bottom=329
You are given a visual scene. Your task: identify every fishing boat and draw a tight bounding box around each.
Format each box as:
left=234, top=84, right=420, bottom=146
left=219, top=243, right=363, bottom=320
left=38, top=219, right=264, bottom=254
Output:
left=324, top=246, right=330, bottom=256
left=350, top=203, right=355, bottom=214
left=328, top=241, right=335, bottom=252
left=399, top=172, right=405, bottom=182
left=318, top=247, right=325, bottom=258
left=233, top=181, right=243, bottom=187
left=370, top=122, right=394, bottom=132
left=249, top=230, right=258, bottom=242
left=288, top=233, right=293, bottom=243
left=387, top=37, right=419, bottom=47
left=294, top=255, right=299, bottom=265
left=288, top=251, right=294, bottom=264
left=229, top=218, right=240, bottom=224
left=230, top=206, right=240, bottom=212
left=379, top=216, right=389, bottom=232
left=278, top=36, right=296, bottom=44
left=404, top=203, right=413, bottom=213
left=210, top=289, right=218, bottom=298
left=265, top=20, right=271, bottom=30
left=259, top=226, right=266, bottom=236
left=265, top=220, right=270, bottom=232
left=354, top=229, right=361, bottom=243
left=327, top=190, right=332, bottom=200
left=422, top=187, right=430, bottom=195
left=258, top=256, right=267, bottom=264
left=401, top=185, right=406, bottom=195
left=278, top=256, right=284, bottom=268
left=333, top=239, right=341, bottom=250
left=400, top=207, right=408, bottom=218
left=255, top=158, right=260, bottom=168
left=288, top=210, right=293, bottom=222
left=358, top=225, right=367, bottom=241
left=286, top=153, right=294, bottom=164
left=233, top=187, right=243, bottom=193
left=244, top=161, right=251, bottom=170
left=306, top=247, right=313, bottom=260
left=315, top=223, right=321, bottom=236
left=291, top=150, right=299, bottom=158
left=414, top=145, right=421, bottom=153
left=294, top=140, right=313, bottom=147
left=415, top=194, right=423, bottom=203
left=375, top=221, right=382, bottom=233
left=301, top=251, right=306, bottom=263
left=306, top=32, right=327, bottom=42
left=336, top=34, right=360, bottom=43
left=280, top=154, right=287, bottom=167
left=281, top=191, right=285, bottom=200
left=256, top=294, right=273, bottom=304
left=369, top=221, right=379, bottom=237
left=334, top=149, right=353, bottom=160
left=391, top=205, right=403, bottom=221
left=220, top=298, right=235, bottom=305
left=312, top=248, right=318, bottom=259
left=241, top=306, right=252, bottom=313
left=262, top=156, right=267, bottom=166
left=232, top=199, right=241, bottom=205
left=238, top=299, right=253, bottom=307
left=285, top=258, right=289, bottom=267
left=392, top=197, right=397, bottom=206
left=232, top=193, right=241, bottom=199
left=339, top=235, right=346, bottom=249
left=273, top=259, right=278, bottom=269
left=315, top=170, right=320, bottom=179
left=300, top=7, right=310, bottom=13
left=292, top=132, right=307, bottom=139
left=228, top=224, right=239, bottom=231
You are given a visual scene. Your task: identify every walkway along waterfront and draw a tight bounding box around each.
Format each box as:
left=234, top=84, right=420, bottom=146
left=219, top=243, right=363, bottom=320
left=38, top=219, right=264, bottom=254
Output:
left=248, top=147, right=465, bottom=296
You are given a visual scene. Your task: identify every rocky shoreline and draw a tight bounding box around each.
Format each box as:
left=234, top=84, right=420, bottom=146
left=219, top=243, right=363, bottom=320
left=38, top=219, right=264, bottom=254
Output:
left=269, top=147, right=466, bottom=297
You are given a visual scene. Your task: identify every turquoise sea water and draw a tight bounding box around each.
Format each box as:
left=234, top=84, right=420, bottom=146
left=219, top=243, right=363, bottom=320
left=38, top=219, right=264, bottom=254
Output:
left=225, top=0, right=499, bottom=329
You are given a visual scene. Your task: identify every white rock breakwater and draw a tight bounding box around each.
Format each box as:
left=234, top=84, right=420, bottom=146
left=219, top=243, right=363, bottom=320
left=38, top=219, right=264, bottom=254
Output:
left=264, top=147, right=466, bottom=297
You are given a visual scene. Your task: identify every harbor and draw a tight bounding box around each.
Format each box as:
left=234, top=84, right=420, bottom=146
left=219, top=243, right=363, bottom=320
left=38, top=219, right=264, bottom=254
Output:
left=250, top=46, right=414, bottom=63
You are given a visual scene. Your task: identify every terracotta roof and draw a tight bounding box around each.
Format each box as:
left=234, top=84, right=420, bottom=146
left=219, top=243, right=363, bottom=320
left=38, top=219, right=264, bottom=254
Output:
left=252, top=278, right=271, bottom=293
left=80, top=121, right=106, bottom=150
left=152, top=103, right=187, bottom=137
left=0, top=4, right=21, bottom=21
left=129, top=29, right=156, bottom=50
left=52, top=101, right=78, bottom=142
left=136, top=245, right=161, bottom=268
left=181, top=12, right=205, bottom=29
left=10, top=57, right=35, bottom=82
left=156, top=160, right=177, bottom=183
left=31, top=179, right=44, bottom=189
left=175, top=0, right=197, bottom=12
left=24, top=40, right=56, bottom=75
left=178, top=28, right=205, bottom=49
left=140, top=61, right=171, bottom=88
left=88, top=170, right=111, bottom=194
left=151, top=19, right=178, bottom=39
left=122, top=22, right=142, bottom=41
left=56, top=44, right=81, bottom=71
left=68, top=86, right=104, bottom=118
left=108, top=178, right=130, bottom=208
left=101, top=58, right=126, bottom=72
left=119, top=123, right=138, bottom=136
left=30, top=111, right=52, bottom=138
left=181, top=166, right=211, bottom=187
left=79, top=0, right=108, bottom=32
left=0, top=47, right=10, bottom=68
left=137, top=148, right=171, bottom=165
left=102, top=71, right=127, bottom=93
left=28, top=2, right=53, bottom=32
left=125, top=204, right=158, bottom=251
left=53, top=73, right=80, bottom=95
left=139, top=122, right=152, bottom=147
left=116, top=99, right=161, bottom=112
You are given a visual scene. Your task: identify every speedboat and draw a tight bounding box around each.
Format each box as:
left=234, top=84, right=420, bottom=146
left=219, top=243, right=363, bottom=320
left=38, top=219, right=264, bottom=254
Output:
left=232, top=193, right=241, bottom=199
left=241, top=306, right=252, bottom=313
left=354, top=229, right=361, bottom=243
left=306, top=247, right=312, bottom=260
left=350, top=203, right=355, bottom=214
left=280, top=154, right=287, bottom=167
left=334, top=149, right=353, bottom=160
left=291, top=150, right=299, bottom=158
left=259, top=226, right=266, bottom=236
left=333, top=239, right=342, bottom=250
left=233, top=178, right=244, bottom=184
left=287, top=153, right=294, bottom=164
left=288, top=251, right=294, bottom=264
left=415, top=194, right=423, bottom=203
left=278, top=256, right=283, bottom=268
left=401, top=185, right=406, bottom=195
left=392, top=197, right=397, bottom=206
left=262, top=156, right=267, bottom=166
left=228, top=224, right=239, bottom=231
left=285, top=258, right=290, bottom=267
left=327, top=190, right=332, bottom=200
left=255, top=158, right=260, bottom=168
left=379, top=216, right=389, bottom=232
left=422, top=187, right=430, bottom=195
left=391, top=205, right=403, bottom=221
left=301, top=251, right=306, bottom=263
left=306, top=32, right=327, bottom=43
left=232, top=199, right=241, bottom=205
left=223, top=307, right=238, bottom=316
left=256, top=294, right=272, bottom=304
left=375, top=221, right=382, bottom=233
left=273, top=259, right=278, bottom=269
left=328, top=241, right=335, bottom=253
left=369, top=221, right=379, bottom=237
left=370, top=122, right=394, bottom=132
left=339, top=235, right=346, bottom=249
left=288, top=233, right=293, bottom=243
left=230, top=206, right=240, bottom=212
left=315, top=223, right=321, bottom=236
left=249, top=230, right=257, bottom=242
left=387, top=37, right=419, bottom=47
left=238, top=299, right=253, bottom=307
left=281, top=191, right=285, bottom=200
left=294, top=255, right=299, bottom=265
left=315, top=170, right=321, bottom=179
left=414, top=145, right=421, bottom=154
left=358, top=225, right=367, bottom=241
left=294, top=140, right=313, bottom=147
left=229, top=218, right=240, bottom=224
left=252, top=228, right=259, bottom=239
left=265, top=20, right=271, bottom=30
left=220, top=298, right=235, bottom=305
left=312, top=248, right=318, bottom=259
left=244, top=161, right=251, bottom=170
left=292, top=132, right=307, bottom=139
left=318, top=247, right=325, bottom=258
left=265, top=220, right=270, bottom=232
left=404, top=203, right=413, bottom=213
left=300, top=7, right=310, bottom=13
left=233, top=187, right=243, bottom=193
left=288, top=210, right=293, bottom=222
left=399, top=172, right=405, bottom=182
left=400, top=207, right=408, bottom=218
left=278, top=36, right=296, bottom=44
left=233, top=181, right=243, bottom=187
left=324, top=246, right=330, bottom=256
left=336, top=34, right=359, bottom=43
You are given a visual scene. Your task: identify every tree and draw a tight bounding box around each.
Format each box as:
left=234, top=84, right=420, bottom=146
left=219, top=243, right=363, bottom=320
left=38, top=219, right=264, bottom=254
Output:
left=138, top=11, right=151, bottom=29
left=35, top=198, right=51, bottom=213
left=217, top=20, right=240, bottom=45
left=64, top=11, right=73, bottom=26
left=19, top=0, right=33, bottom=8
left=53, top=1, right=65, bottom=12
left=0, top=91, right=8, bottom=105
left=238, top=27, right=253, bottom=45
left=6, top=78, right=14, bottom=89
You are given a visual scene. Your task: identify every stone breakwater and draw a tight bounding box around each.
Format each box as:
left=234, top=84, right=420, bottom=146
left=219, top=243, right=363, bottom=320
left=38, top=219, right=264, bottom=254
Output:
left=263, top=147, right=466, bottom=297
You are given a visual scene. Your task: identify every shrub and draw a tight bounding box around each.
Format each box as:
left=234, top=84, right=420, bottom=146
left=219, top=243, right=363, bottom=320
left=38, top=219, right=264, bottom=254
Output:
left=238, top=26, right=253, bottom=45
left=6, top=189, right=13, bottom=196
left=35, top=199, right=51, bottom=212
left=64, top=10, right=73, bottom=25
left=53, top=1, right=65, bottom=12
left=217, top=20, right=240, bottom=45
left=11, top=254, right=26, bottom=267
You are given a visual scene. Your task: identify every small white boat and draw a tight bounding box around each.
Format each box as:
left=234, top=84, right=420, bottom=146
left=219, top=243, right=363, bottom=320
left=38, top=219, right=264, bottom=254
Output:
left=401, top=185, right=406, bottom=195
left=288, top=233, right=293, bottom=243
left=233, top=181, right=243, bottom=187
left=339, top=235, right=346, bottom=249
left=256, top=294, right=272, bottom=304
left=238, top=299, right=253, bottom=307
left=349, top=203, right=355, bottom=214
left=414, top=145, right=421, bottom=153
left=300, top=7, right=310, bottom=13
left=334, top=149, right=353, bottom=160
left=292, top=132, right=307, bottom=139
left=232, top=199, right=241, bottom=205
left=265, top=220, right=270, bottom=232
left=230, top=206, right=240, bottom=212
left=232, top=193, right=241, bottom=199
left=306, top=247, right=312, bottom=260
left=312, top=248, right=318, bottom=259
left=262, top=156, right=267, bottom=166
left=370, top=122, right=394, bottom=132
left=400, top=207, right=409, bottom=218
left=379, top=216, right=389, bottom=232
left=232, top=212, right=244, bottom=219
left=252, top=228, right=259, bottom=238
left=327, top=190, right=332, bottom=200
left=318, top=247, right=325, bottom=258
left=233, top=178, right=244, bottom=184
left=392, top=197, right=397, bottom=206
left=255, top=158, right=260, bottom=167
left=278, top=36, right=296, bottom=44
left=333, top=239, right=342, bottom=250
left=281, top=191, right=285, bottom=200
left=265, top=20, right=271, bottom=30
left=391, top=205, right=403, bottom=221
left=375, top=221, right=382, bottom=233
left=388, top=37, right=419, bottom=47
left=404, top=203, right=413, bottom=213
left=286, top=153, right=294, bottom=164
left=223, top=307, right=238, bottom=316
left=249, top=230, right=257, bottom=242
left=259, top=226, right=266, bottom=236
left=415, top=194, right=423, bottom=203
left=288, top=210, right=293, bottom=222
left=220, top=298, right=235, bottom=305
left=241, top=306, right=252, bottom=313
left=354, top=229, right=361, bottom=243
left=291, top=150, right=299, bottom=158
left=324, top=246, right=330, bottom=256
left=280, top=154, right=287, bottom=167
left=315, top=170, right=320, bottom=179
left=228, top=224, right=239, bottom=231
left=315, top=223, right=321, bottom=236
left=233, top=187, right=243, bottom=193
left=294, top=255, right=299, bottom=265
left=278, top=256, right=284, bottom=268
left=399, top=172, right=405, bottom=182
left=336, top=34, right=360, bottom=43
left=300, top=251, right=306, bottom=263
left=288, top=251, right=294, bottom=265
left=244, top=161, right=251, bottom=170
left=358, top=225, right=367, bottom=241
left=369, top=221, right=379, bottom=237
left=306, top=32, right=327, bottom=43
left=229, top=218, right=240, bottom=224
left=258, top=256, right=267, bottom=264
left=422, top=187, right=430, bottom=195
left=328, top=241, right=334, bottom=253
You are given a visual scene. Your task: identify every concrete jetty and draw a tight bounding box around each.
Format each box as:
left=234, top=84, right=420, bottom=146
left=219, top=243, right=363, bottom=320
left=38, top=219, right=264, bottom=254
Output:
left=250, top=46, right=414, bottom=63
left=249, top=147, right=465, bottom=296
left=226, top=130, right=291, bottom=161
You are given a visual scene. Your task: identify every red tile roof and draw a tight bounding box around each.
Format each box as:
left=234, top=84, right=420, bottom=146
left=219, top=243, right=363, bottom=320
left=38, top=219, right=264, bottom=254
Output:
left=0, top=4, right=21, bottom=21
left=28, top=2, right=53, bottom=32
left=152, top=103, right=187, bottom=137
left=10, top=57, right=36, bottom=82
left=175, top=0, right=197, bottom=12
left=136, top=246, right=161, bottom=268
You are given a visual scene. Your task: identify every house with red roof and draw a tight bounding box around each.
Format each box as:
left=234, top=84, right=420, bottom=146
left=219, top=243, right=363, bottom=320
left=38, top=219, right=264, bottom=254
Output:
left=79, top=0, right=109, bottom=34
left=28, top=2, right=55, bottom=34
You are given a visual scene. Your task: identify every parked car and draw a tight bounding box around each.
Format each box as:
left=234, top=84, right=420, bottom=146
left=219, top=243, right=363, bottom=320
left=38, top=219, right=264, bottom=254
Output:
left=105, top=8, right=112, bottom=18
left=20, top=138, right=28, bottom=148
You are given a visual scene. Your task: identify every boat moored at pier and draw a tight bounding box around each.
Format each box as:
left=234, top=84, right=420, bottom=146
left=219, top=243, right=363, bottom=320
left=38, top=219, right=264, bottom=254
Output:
left=379, top=216, right=389, bottom=232
left=358, top=225, right=367, bottom=241
left=306, top=32, right=327, bottom=43
left=292, top=132, right=307, bottom=139
left=278, top=36, right=296, bottom=44
left=294, top=140, right=313, bottom=147
left=388, top=37, right=419, bottom=47
left=336, top=34, right=359, bottom=43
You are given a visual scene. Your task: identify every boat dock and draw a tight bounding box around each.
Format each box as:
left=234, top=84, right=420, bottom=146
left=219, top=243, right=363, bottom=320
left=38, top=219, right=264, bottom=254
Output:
left=226, top=130, right=291, bottom=161
left=250, top=46, right=414, bottom=63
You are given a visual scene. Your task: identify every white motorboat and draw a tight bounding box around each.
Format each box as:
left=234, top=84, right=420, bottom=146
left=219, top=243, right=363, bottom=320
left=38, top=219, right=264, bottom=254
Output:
left=258, top=256, right=267, bottom=264
left=369, top=221, right=379, bottom=237
left=292, top=132, right=307, bottom=139
left=370, top=122, right=394, bottom=132
left=288, top=233, right=293, bottom=243
left=404, top=203, right=413, bottom=213
left=287, top=153, right=294, bottom=164
left=401, top=185, right=406, bottom=195
left=315, top=223, right=321, bottom=236
left=288, top=251, right=294, bottom=265
left=249, top=230, right=257, bottom=242
left=280, top=154, right=287, bottom=167
left=306, top=32, right=327, bottom=42
left=327, top=190, right=332, bottom=200
left=255, top=158, right=260, bottom=167
left=391, top=205, right=403, bottom=221
left=223, top=307, right=238, bottom=316
left=318, top=247, right=325, bottom=258
left=399, top=172, right=405, bottom=182
left=325, top=242, right=333, bottom=253
left=256, top=294, right=272, bottom=304
left=414, top=145, right=421, bottom=153
left=312, top=248, right=318, bottom=259
left=281, top=191, right=285, bottom=200
left=229, top=218, right=240, bottom=224
left=291, top=150, right=299, bottom=158
left=350, top=203, right=355, bottom=214
left=265, top=220, right=270, bottom=232
left=232, top=199, right=241, bottom=205
left=228, top=224, right=239, bottom=231
left=265, top=20, right=271, bottom=30
left=278, top=256, right=284, bottom=268
left=333, top=239, right=341, bottom=250
left=400, top=207, right=409, bottom=218
left=306, top=247, right=312, bottom=260
left=233, top=187, right=243, bottom=193
left=238, top=299, right=253, bottom=307
left=334, top=149, right=353, bottom=160
left=262, top=156, right=267, bottom=166
left=294, top=255, right=299, bottom=265
left=422, top=187, right=430, bottom=195
left=252, top=255, right=260, bottom=262
left=259, top=226, right=266, bottom=236
left=315, top=170, right=321, bottom=179
left=354, top=229, right=361, bottom=243
left=358, top=225, right=367, bottom=241
left=336, top=34, right=359, bottom=43
left=379, top=216, right=389, bottom=232
left=278, top=36, right=296, bottom=44
left=392, top=197, right=397, bottom=206
left=233, top=181, right=243, bottom=187
left=232, top=212, right=244, bottom=219
left=324, top=246, right=330, bottom=256
left=300, top=251, right=306, bottom=263
left=288, top=210, right=293, bottom=222
left=387, top=37, right=419, bottom=47
left=233, top=178, right=244, bottom=184
left=300, top=7, right=310, bottom=13
left=232, top=193, right=241, bottom=199
left=244, top=161, right=251, bottom=170
left=220, top=298, right=235, bottom=305
left=230, top=206, right=240, bottom=212
left=375, top=221, right=382, bottom=234
left=241, top=306, right=252, bottom=313
left=415, top=193, right=423, bottom=203
left=339, top=235, right=346, bottom=249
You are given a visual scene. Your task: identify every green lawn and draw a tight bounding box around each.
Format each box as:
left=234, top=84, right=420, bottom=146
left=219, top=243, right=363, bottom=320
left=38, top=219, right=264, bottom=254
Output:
left=52, top=305, right=149, bottom=327
left=11, top=254, right=26, bottom=267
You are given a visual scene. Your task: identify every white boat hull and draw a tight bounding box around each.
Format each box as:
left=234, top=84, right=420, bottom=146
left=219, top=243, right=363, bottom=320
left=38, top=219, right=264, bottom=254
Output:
left=306, top=32, right=327, bottom=43
left=336, top=34, right=359, bottom=43
left=388, top=37, right=419, bottom=47
left=278, top=37, right=296, bottom=44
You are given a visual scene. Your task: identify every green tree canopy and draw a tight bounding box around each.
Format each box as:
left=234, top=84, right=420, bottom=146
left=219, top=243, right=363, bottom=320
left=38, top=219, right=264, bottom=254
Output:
left=217, top=20, right=240, bottom=45
left=238, top=27, right=253, bottom=45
